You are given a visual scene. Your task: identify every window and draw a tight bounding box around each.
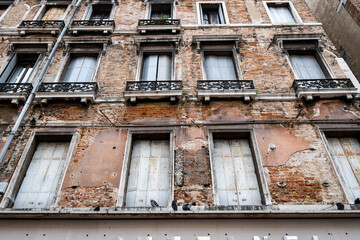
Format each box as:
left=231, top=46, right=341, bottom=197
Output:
left=204, top=52, right=238, bottom=80
left=211, top=132, right=263, bottom=206
left=149, top=4, right=172, bottom=19
left=122, top=133, right=173, bottom=207
left=288, top=51, right=328, bottom=79
left=199, top=3, right=226, bottom=24
left=324, top=132, right=360, bottom=202
left=42, top=5, right=67, bottom=20
left=141, top=53, right=172, bottom=81
left=0, top=54, right=39, bottom=84
left=61, top=54, right=98, bottom=83
left=86, top=4, right=112, bottom=21
left=13, top=141, right=71, bottom=209
left=265, top=2, right=301, bottom=24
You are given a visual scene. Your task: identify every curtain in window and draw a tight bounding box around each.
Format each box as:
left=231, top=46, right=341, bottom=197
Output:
left=290, top=54, right=326, bottom=79
left=63, top=56, right=97, bottom=83
left=142, top=54, right=171, bottom=81
left=269, top=6, right=295, bottom=24
left=205, top=55, right=237, bottom=80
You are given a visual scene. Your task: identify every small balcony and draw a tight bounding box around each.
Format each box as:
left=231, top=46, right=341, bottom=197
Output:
left=137, top=19, right=181, bottom=34
left=292, top=78, right=357, bottom=100
left=36, top=82, right=98, bottom=104
left=69, top=20, right=115, bottom=35
left=0, top=83, right=33, bottom=104
left=197, top=80, right=256, bottom=102
left=18, top=20, right=65, bottom=35
left=124, top=80, right=183, bottom=103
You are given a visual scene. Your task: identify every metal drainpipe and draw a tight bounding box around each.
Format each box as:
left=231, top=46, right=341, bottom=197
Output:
left=0, top=0, right=83, bottom=165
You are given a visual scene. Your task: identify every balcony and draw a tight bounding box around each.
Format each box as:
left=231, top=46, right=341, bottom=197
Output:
left=69, top=20, right=115, bottom=35
left=197, top=80, right=256, bottom=101
left=137, top=19, right=181, bottom=34
left=18, top=20, right=65, bottom=35
left=124, top=80, right=183, bottom=103
left=0, top=83, right=33, bottom=104
left=292, top=78, right=357, bottom=100
left=36, top=82, right=98, bottom=104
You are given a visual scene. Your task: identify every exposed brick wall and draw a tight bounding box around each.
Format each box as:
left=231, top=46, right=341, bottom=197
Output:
left=345, top=0, right=360, bottom=27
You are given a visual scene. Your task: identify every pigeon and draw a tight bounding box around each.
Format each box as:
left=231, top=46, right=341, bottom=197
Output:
left=150, top=199, right=159, bottom=207
left=355, top=198, right=360, bottom=204
left=182, top=203, right=191, bottom=211
left=172, top=200, right=178, bottom=211
left=191, top=202, right=196, bottom=206
left=336, top=203, right=345, bottom=210
left=94, top=206, right=100, bottom=211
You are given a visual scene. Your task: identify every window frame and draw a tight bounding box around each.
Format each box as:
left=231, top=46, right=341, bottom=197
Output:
left=208, top=129, right=271, bottom=206
left=117, top=129, right=175, bottom=208
left=196, top=1, right=229, bottom=25
left=0, top=53, right=43, bottom=84
left=82, top=2, right=116, bottom=21
left=146, top=2, right=175, bottom=19
left=0, top=130, right=79, bottom=209
left=319, top=127, right=360, bottom=204
left=136, top=46, right=176, bottom=82
left=55, top=47, right=102, bottom=83
left=200, top=45, right=242, bottom=81
left=263, top=1, right=303, bottom=25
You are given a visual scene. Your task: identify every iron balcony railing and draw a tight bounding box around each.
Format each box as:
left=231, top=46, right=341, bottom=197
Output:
left=197, top=80, right=255, bottom=91
left=18, top=20, right=65, bottom=28
left=126, top=81, right=183, bottom=91
left=138, top=19, right=181, bottom=26
left=292, top=78, right=355, bottom=92
left=0, top=83, right=33, bottom=95
left=71, top=20, right=115, bottom=28
left=38, top=82, right=98, bottom=93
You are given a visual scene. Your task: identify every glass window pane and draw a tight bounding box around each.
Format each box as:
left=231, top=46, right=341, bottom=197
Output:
left=290, top=54, right=326, bottom=79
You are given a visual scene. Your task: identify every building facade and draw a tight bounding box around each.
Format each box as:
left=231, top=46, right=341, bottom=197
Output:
left=0, top=0, right=359, bottom=239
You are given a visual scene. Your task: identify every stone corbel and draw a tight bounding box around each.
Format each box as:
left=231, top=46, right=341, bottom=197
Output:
left=136, top=42, right=141, bottom=55
left=102, top=42, right=109, bottom=55
left=63, top=42, right=70, bottom=56
left=196, top=42, right=201, bottom=54
left=235, top=40, right=240, bottom=53
left=175, top=41, right=179, bottom=53
left=7, top=43, right=14, bottom=56
left=47, top=43, right=53, bottom=54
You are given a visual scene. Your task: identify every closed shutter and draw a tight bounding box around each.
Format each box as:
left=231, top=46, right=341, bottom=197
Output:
left=327, top=137, right=360, bottom=201
left=125, top=140, right=171, bottom=207
left=63, top=56, right=97, bottom=83
left=290, top=54, right=326, bottom=79
left=213, top=139, right=261, bottom=205
left=142, top=54, right=172, bottom=81
left=42, top=7, right=66, bottom=20
left=13, top=141, right=70, bottom=209
left=0, top=54, right=18, bottom=83
left=269, top=6, right=295, bottom=24
left=205, top=55, right=237, bottom=80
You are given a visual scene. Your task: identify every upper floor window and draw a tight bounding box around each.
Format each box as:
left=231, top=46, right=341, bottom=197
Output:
left=86, top=4, right=112, bottom=20
left=0, top=54, right=39, bottom=84
left=204, top=52, right=238, bottom=80
left=265, top=2, right=301, bottom=24
left=41, top=5, right=67, bottom=20
left=141, top=53, right=172, bottom=81
left=62, top=54, right=98, bottom=83
left=198, top=2, right=227, bottom=24
left=288, top=50, right=328, bottom=79
left=149, top=4, right=172, bottom=19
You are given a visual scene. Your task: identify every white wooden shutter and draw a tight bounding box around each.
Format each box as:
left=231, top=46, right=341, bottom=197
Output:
left=85, top=5, right=93, bottom=20
left=213, top=139, right=262, bottom=205
left=269, top=5, right=295, bottom=24
left=157, top=54, right=171, bottom=80
left=13, top=141, right=70, bottom=209
left=205, top=55, right=237, bottom=80
left=327, top=137, right=360, bottom=201
left=125, top=140, right=171, bottom=207
left=290, top=54, right=326, bottom=79
left=0, top=54, right=18, bottom=83
left=218, top=4, right=225, bottom=24
left=63, top=56, right=97, bottom=83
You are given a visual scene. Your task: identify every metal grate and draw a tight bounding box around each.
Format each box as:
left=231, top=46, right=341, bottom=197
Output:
left=38, top=82, right=98, bottom=93
left=197, top=80, right=255, bottom=91
left=0, top=83, right=33, bottom=95
left=126, top=81, right=182, bottom=91
left=18, top=20, right=65, bottom=28
left=292, top=78, right=355, bottom=91
left=138, top=19, right=180, bottom=26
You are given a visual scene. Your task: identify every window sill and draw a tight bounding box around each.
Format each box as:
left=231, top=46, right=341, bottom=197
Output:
left=124, top=90, right=183, bottom=103
left=198, top=89, right=257, bottom=102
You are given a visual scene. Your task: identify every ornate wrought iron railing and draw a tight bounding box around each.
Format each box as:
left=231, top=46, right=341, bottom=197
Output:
left=38, top=82, right=98, bottom=93
left=197, top=80, right=255, bottom=91
left=18, top=20, right=65, bottom=28
left=292, top=78, right=355, bottom=92
left=126, top=81, right=182, bottom=91
left=71, top=20, right=115, bottom=28
left=138, top=19, right=181, bottom=26
left=0, top=83, right=33, bottom=95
